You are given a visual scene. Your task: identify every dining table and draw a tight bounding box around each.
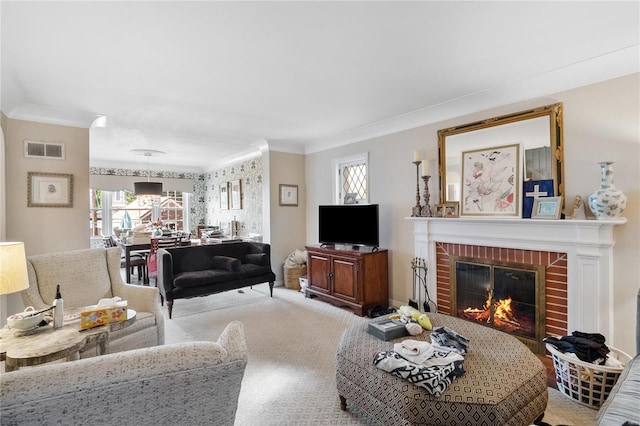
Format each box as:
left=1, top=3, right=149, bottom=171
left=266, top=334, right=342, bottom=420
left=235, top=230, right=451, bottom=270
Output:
left=117, top=238, right=191, bottom=284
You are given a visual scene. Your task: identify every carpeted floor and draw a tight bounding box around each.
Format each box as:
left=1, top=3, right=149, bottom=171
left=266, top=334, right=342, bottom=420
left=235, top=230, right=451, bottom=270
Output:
left=162, top=284, right=599, bottom=425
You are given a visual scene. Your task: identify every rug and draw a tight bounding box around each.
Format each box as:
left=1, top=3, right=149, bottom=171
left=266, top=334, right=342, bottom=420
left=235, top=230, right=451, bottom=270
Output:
left=163, top=284, right=599, bottom=425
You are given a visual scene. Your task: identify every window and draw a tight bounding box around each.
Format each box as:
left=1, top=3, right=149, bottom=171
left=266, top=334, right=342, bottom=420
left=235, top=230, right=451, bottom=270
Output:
left=158, top=190, right=185, bottom=231
left=89, top=189, right=189, bottom=237
left=335, top=153, right=368, bottom=204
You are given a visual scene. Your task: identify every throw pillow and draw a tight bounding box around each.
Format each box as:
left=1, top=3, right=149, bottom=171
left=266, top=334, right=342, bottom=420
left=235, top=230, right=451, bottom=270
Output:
left=212, top=256, right=241, bottom=272
left=244, top=253, right=267, bottom=266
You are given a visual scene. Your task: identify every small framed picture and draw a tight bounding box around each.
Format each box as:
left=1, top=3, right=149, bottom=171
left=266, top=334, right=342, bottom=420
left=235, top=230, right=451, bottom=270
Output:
left=279, top=184, right=298, bottom=206
left=343, top=193, right=357, bottom=204
left=230, top=179, right=242, bottom=210
left=443, top=201, right=460, bottom=218
left=27, top=172, right=73, bottom=207
left=434, top=204, right=445, bottom=217
left=219, top=182, right=229, bottom=210
left=531, top=196, right=563, bottom=220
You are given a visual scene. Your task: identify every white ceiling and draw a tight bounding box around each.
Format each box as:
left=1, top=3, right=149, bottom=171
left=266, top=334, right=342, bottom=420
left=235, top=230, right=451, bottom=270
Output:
left=2, top=1, right=638, bottom=172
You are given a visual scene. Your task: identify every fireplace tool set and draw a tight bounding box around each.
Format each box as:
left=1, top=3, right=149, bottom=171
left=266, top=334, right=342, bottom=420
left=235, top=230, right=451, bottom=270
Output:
left=410, top=257, right=437, bottom=312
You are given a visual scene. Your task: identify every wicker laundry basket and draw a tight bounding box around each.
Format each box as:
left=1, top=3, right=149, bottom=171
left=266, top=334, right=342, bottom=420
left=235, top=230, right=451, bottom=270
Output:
left=546, top=343, right=632, bottom=409
left=283, top=265, right=307, bottom=290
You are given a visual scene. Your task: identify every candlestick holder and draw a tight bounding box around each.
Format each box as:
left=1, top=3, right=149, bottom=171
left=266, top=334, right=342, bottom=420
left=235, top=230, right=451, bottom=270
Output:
left=411, top=161, right=422, bottom=216
left=420, top=175, right=432, bottom=217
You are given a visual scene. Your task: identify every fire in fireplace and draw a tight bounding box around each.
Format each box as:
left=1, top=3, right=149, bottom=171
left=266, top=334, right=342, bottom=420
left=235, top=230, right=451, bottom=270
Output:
left=451, top=257, right=546, bottom=354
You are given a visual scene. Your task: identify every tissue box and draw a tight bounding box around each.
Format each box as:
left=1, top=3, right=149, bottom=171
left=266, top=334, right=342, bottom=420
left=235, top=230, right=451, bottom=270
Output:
left=80, top=301, right=128, bottom=330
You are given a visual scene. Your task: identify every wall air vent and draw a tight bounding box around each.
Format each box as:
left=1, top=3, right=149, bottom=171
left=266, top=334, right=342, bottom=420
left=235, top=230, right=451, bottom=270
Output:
left=24, top=140, right=65, bottom=160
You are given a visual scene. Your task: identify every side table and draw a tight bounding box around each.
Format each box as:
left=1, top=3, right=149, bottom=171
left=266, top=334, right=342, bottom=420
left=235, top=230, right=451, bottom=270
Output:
left=0, top=309, right=136, bottom=372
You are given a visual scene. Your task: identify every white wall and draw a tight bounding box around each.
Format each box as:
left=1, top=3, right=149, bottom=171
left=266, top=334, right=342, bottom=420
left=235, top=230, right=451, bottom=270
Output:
left=305, top=73, right=639, bottom=355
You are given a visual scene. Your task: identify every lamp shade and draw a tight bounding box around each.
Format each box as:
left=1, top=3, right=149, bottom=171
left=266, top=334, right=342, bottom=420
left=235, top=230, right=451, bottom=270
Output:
left=134, top=181, right=163, bottom=196
left=0, top=242, right=29, bottom=295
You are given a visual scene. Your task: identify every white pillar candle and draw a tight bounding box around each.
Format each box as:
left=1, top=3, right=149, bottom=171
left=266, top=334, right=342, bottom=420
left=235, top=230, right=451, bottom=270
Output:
left=422, top=159, right=429, bottom=176
left=413, top=149, right=422, bottom=162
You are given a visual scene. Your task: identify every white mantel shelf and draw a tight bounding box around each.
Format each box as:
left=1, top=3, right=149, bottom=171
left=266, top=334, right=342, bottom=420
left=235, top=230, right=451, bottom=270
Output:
left=407, top=216, right=627, bottom=341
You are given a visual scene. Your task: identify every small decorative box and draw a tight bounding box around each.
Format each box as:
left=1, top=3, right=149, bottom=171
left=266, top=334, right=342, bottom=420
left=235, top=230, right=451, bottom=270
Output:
left=80, top=301, right=128, bottom=330
left=367, top=319, right=408, bottom=341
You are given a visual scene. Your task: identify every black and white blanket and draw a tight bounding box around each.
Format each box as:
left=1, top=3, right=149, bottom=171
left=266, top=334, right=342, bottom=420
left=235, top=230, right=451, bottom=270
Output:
left=373, top=348, right=465, bottom=397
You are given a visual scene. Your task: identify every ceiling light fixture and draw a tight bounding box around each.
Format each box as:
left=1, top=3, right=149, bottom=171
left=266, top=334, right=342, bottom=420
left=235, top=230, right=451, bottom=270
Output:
left=131, top=149, right=165, bottom=196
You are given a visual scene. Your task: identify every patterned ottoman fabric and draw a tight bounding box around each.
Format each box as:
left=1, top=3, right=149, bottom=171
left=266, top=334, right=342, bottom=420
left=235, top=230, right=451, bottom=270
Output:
left=336, top=313, right=548, bottom=426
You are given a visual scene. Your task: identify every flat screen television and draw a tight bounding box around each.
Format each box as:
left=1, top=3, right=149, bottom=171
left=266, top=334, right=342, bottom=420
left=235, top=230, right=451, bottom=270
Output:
left=318, top=204, right=379, bottom=248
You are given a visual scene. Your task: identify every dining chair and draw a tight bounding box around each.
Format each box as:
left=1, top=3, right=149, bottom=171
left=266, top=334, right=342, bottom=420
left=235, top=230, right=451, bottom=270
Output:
left=103, top=236, right=148, bottom=282
left=147, top=237, right=181, bottom=286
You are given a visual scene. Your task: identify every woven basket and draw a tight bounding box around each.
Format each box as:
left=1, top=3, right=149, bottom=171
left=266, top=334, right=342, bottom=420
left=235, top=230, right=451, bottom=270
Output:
left=546, top=343, right=631, bottom=409
left=284, top=265, right=307, bottom=290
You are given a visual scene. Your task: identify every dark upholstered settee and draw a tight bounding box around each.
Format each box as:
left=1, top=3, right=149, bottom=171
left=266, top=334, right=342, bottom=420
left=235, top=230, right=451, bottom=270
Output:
left=157, top=242, right=276, bottom=318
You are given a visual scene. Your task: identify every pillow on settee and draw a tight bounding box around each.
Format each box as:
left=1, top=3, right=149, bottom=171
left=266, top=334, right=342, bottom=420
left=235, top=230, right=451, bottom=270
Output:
left=212, top=256, right=241, bottom=272
left=244, top=253, right=268, bottom=266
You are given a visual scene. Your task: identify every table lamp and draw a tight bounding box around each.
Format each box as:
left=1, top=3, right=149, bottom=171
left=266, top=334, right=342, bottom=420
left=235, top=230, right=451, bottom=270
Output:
left=0, top=242, right=30, bottom=328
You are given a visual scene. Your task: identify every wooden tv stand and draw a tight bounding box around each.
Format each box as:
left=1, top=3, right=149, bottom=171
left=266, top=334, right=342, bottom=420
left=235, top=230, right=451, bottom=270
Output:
left=305, top=245, right=388, bottom=316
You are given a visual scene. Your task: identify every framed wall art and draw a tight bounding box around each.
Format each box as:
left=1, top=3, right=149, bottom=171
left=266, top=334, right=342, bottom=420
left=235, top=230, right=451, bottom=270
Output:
left=27, top=172, right=73, bottom=207
left=220, top=182, right=229, bottom=210
left=531, top=196, right=563, bottom=220
left=279, top=184, right=298, bottom=206
left=230, top=179, right=242, bottom=210
left=461, top=143, right=520, bottom=217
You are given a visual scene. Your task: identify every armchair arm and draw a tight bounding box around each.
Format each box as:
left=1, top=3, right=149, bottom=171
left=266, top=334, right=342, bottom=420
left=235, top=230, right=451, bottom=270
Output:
left=107, top=248, right=165, bottom=343
left=217, top=320, right=248, bottom=362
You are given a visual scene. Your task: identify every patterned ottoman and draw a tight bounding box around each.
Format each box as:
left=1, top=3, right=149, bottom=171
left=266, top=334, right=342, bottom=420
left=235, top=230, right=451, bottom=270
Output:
left=336, top=313, right=548, bottom=425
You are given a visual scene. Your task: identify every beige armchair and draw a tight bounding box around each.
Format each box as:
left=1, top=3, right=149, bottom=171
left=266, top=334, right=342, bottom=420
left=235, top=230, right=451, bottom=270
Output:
left=1, top=321, right=247, bottom=426
left=22, top=247, right=164, bottom=355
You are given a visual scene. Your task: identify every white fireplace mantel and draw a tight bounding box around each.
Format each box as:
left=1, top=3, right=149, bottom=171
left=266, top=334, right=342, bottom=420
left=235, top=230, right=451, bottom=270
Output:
left=408, top=217, right=626, bottom=338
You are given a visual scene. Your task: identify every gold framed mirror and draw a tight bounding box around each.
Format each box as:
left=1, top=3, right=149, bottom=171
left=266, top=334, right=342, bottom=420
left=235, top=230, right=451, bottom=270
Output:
left=438, top=103, right=564, bottom=206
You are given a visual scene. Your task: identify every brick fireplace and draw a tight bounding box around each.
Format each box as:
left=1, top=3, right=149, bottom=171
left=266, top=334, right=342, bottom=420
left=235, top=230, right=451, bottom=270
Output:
left=409, top=216, right=625, bottom=345
left=436, top=243, right=566, bottom=353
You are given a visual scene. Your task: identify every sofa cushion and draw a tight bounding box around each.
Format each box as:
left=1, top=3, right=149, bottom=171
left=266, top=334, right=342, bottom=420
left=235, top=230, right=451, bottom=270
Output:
left=174, top=270, right=242, bottom=288
left=244, top=253, right=268, bottom=266
left=212, top=256, right=241, bottom=272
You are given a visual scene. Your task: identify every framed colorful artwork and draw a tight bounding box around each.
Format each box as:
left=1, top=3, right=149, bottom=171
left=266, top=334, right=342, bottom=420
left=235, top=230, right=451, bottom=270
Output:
left=460, top=144, right=520, bottom=217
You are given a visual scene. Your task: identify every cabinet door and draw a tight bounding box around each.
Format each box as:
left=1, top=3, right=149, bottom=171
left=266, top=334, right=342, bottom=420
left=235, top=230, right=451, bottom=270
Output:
left=332, top=256, right=358, bottom=302
left=308, top=252, right=331, bottom=294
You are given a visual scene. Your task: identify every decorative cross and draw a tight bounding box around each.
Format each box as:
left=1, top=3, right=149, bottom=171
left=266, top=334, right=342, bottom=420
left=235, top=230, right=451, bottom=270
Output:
left=526, top=184, right=548, bottom=198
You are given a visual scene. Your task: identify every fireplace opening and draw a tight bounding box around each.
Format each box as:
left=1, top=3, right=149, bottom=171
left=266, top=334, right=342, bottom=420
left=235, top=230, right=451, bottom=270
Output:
left=451, top=256, right=546, bottom=354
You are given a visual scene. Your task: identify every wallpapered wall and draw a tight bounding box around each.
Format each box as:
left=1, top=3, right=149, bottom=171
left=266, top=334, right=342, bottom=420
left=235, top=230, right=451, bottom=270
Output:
left=90, top=155, right=263, bottom=237
left=202, top=157, right=263, bottom=237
